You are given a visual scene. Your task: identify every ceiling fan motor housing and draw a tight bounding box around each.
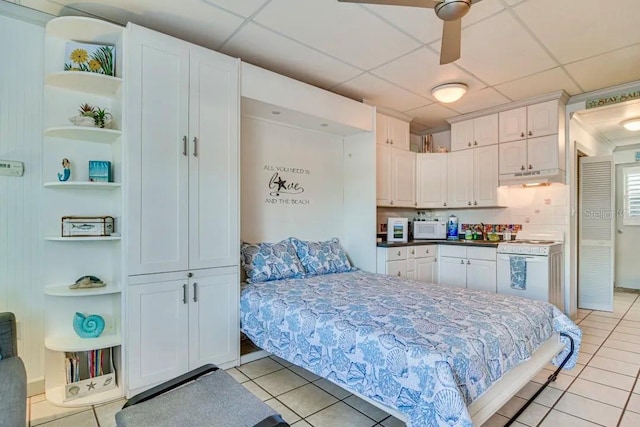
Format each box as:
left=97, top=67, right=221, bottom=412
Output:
left=435, top=0, right=471, bottom=21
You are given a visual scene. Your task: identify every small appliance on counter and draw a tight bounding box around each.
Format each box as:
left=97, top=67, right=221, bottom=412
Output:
left=413, top=220, right=446, bottom=240
left=387, top=217, right=409, bottom=243
left=446, top=214, right=459, bottom=240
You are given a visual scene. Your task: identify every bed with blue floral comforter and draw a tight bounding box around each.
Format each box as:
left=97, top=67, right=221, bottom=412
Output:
left=240, top=270, right=581, bottom=427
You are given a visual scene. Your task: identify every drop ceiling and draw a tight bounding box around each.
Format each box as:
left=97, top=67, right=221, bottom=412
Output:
left=7, top=0, right=640, bottom=135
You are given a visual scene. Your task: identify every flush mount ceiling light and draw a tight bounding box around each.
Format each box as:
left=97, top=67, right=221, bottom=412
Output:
left=622, top=118, right=640, bottom=131
left=431, top=83, right=467, bottom=103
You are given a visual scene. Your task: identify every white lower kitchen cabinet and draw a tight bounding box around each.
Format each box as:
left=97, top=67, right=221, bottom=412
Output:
left=127, top=267, right=239, bottom=394
left=377, top=245, right=437, bottom=283
left=438, top=245, right=497, bottom=291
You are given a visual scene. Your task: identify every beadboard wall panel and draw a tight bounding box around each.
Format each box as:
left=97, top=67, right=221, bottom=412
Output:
left=0, top=14, right=45, bottom=387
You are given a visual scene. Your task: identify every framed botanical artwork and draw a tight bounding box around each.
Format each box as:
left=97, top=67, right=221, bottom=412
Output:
left=64, top=41, right=116, bottom=76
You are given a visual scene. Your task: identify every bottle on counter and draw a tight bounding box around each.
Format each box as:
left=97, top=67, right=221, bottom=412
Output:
left=447, top=215, right=459, bottom=240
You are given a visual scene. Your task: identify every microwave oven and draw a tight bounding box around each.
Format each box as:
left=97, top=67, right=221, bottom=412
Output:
left=413, top=221, right=446, bottom=240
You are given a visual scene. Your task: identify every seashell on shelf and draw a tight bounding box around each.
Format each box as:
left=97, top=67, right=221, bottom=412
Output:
left=68, top=115, right=112, bottom=128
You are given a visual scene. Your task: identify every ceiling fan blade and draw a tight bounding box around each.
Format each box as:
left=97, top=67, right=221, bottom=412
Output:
left=440, top=18, right=461, bottom=64
left=337, top=0, right=437, bottom=8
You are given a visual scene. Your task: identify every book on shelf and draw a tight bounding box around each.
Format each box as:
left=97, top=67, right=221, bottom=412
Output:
left=63, top=347, right=116, bottom=400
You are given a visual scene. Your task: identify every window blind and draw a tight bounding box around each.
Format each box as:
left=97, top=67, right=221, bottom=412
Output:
left=624, top=166, right=640, bottom=226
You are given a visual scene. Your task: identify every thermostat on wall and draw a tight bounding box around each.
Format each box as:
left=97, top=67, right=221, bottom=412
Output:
left=0, top=160, right=24, bottom=177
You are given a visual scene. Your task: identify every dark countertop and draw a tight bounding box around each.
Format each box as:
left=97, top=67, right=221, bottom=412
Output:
left=377, top=239, right=500, bottom=248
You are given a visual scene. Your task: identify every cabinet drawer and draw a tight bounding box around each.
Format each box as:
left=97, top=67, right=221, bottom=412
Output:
left=413, top=245, right=436, bottom=259
left=438, top=245, right=466, bottom=258
left=467, top=247, right=496, bottom=261
left=386, top=247, right=407, bottom=261
left=386, top=260, right=407, bottom=278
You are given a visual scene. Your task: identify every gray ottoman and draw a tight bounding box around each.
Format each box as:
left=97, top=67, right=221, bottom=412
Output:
left=116, top=365, right=288, bottom=427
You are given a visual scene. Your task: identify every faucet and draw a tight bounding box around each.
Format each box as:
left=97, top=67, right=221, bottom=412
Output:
left=479, top=223, right=486, bottom=240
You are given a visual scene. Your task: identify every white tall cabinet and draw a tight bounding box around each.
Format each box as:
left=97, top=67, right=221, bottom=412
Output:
left=125, top=24, right=240, bottom=395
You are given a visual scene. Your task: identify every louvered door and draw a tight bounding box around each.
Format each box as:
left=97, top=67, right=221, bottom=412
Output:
left=579, top=156, right=614, bottom=311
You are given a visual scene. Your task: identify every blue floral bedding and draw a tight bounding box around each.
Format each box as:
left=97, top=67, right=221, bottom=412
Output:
left=240, top=270, right=581, bottom=427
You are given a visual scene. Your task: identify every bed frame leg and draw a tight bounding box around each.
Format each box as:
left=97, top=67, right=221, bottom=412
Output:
left=504, top=333, right=575, bottom=427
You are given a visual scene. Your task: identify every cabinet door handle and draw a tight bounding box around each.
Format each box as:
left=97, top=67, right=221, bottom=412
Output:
left=467, top=260, right=471, bottom=265
left=528, top=131, right=533, bottom=136
left=473, top=201, right=478, bottom=206
left=397, top=271, right=401, bottom=277
left=182, top=284, right=187, bottom=304
left=426, top=249, right=429, bottom=254
left=390, top=139, right=394, bottom=145
left=474, top=141, right=478, bottom=146
left=397, top=250, right=401, bottom=256
left=193, top=282, right=198, bottom=302
left=520, top=165, right=525, bottom=171
left=386, top=139, right=390, bottom=144
left=443, top=202, right=447, bottom=207
left=528, top=164, right=533, bottom=170
left=390, top=201, right=394, bottom=205
left=460, top=259, right=464, bottom=264
left=182, top=136, right=187, bottom=156
left=411, top=249, right=415, bottom=255
left=520, top=132, right=525, bottom=138
left=468, top=142, right=471, bottom=147
left=193, top=137, right=198, bottom=157
left=468, top=201, right=472, bottom=206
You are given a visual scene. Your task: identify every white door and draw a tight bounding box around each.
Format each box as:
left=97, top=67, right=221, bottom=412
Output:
left=527, top=135, right=559, bottom=172
left=388, top=116, right=410, bottom=151
left=447, top=150, right=473, bottom=207
left=499, top=107, right=527, bottom=143
left=499, top=140, right=528, bottom=175
left=127, top=25, right=190, bottom=275
left=527, top=100, right=558, bottom=138
left=579, top=156, right=614, bottom=311
left=376, top=113, right=390, bottom=146
left=415, top=257, right=435, bottom=283
left=438, top=257, right=467, bottom=288
left=128, top=279, right=189, bottom=391
left=188, top=270, right=239, bottom=369
left=392, top=149, right=416, bottom=207
left=451, top=120, right=474, bottom=151
left=466, top=259, right=497, bottom=293
left=615, top=165, right=640, bottom=289
left=473, top=114, right=499, bottom=147
left=416, top=153, right=447, bottom=208
left=473, top=145, right=498, bottom=206
left=188, top=46, right=239, bottom=270
left=376, top=145, right=392, bottom=206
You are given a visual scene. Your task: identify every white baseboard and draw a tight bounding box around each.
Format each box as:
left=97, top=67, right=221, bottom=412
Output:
left=28, top=378, right=45, bottom=397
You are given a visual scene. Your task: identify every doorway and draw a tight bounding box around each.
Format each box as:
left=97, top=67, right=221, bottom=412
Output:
left=615, top=163, right=640, bottom=289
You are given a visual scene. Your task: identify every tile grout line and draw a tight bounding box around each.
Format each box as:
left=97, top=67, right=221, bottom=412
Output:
left=533, top=295, right=638, bottom=427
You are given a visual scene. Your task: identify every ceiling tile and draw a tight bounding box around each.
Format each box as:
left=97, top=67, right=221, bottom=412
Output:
left=503, top=0, right=526, bottom=6
left=405, top=103, right=459, bottom=129
left=436, top=10, right=556, bottom=85
left=564, top=44, right=640, bottom=92
left=514, top=0, right=640, bottom=64
left=445, top=87, right=510, bottom=114
left=494, top=67, right=582, bottom=100
left=221, top=23, right=361, bottom=90
left=371, top=48, right=486, bottom=100
left=253, top=0, right=420, bottom=70
left=199, top=0, right=269, bottom=17
left=332, top=73, right=430, bottom=113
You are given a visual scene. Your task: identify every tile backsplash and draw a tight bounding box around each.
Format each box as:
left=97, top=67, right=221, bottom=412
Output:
left=377, top=183, right=569, bottom=238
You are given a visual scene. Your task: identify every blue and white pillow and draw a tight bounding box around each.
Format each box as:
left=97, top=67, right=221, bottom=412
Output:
left=290, top=237, right=354, bottom=276
left=241, top=239, right=305, bottom=283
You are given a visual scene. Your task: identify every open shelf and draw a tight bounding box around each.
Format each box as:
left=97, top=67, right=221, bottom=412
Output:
left=44, top=182, right=120, bottom=190
left=45, top=333, right=121, bottom=352
left=45, top=236, right=121, bottom=241
left=45, top=72, right=122, bottom=96
left=46, top=16, right=123, bottom=45
left=45, top=283, right=121, bottom=297
left=46, top=384, right=122, bottom=408
left=44, top=126, right=121, bottom=144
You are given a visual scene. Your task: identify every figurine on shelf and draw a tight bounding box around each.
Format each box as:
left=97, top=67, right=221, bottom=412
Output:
left=57, top=158, right=71, bottom=181
left=68, top=275, right=106, bottom=290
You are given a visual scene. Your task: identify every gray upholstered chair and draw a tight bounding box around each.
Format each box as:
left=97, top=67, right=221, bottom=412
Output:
left=0, top=312, right=27, bottom=427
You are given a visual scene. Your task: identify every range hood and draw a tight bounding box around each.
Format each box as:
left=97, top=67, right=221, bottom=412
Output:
left=499, top=168, right=565, bottom=186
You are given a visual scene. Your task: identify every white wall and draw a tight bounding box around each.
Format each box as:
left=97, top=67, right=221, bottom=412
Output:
left=0, top=14, right=45, bottom=392
left=571, top=118, right=612, bottom=157
left=241, top=117, right=346, bottom=244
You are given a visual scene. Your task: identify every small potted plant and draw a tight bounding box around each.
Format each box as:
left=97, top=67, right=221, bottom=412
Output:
left=92, top=107, right=112, bottom=129
left=68, top=103, right=112, bottom=128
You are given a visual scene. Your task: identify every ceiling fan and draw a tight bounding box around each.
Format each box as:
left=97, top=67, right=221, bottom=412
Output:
left=338, top=0, right=481, bottom=64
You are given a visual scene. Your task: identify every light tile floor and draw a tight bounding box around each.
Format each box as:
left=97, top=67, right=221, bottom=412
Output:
left=27, top=291, right=640, bottom=426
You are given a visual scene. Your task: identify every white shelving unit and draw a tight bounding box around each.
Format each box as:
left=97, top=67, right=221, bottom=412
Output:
left=42, top=16, right=125, bottom=408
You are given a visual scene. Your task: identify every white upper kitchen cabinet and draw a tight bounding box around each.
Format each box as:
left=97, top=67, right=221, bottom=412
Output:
left=499, top=140, right=528, bottom=175
left=447, top=147, right=501, bottom=208
left=416, top=153, right=448, bottom=208
left=127, top=24, right=239, bottom=275
left=450, top=113, right=498, bottom=151
left=473, top=145, right=500, bottom=207
left=447, top=150, right=473, bottom=207
left=377, top=146, right=416, bottom=207
left=499, top=100, right=559, bottom=143
left=499, top=135, right=558, bottom=175
left=376, top=113, right=410, bottom=151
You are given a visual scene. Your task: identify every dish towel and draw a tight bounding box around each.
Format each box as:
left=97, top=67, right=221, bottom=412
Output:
left=510, top=256, right=527, bottom=290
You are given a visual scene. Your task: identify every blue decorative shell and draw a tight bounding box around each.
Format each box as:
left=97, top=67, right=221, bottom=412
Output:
left=434, top=389, right=465, bottom=425
left=72, top=312, right=105, bottom=338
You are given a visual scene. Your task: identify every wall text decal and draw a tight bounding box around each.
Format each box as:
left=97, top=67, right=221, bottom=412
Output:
left=264, top=164, right=310, bottom=205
